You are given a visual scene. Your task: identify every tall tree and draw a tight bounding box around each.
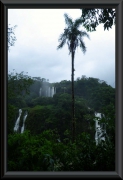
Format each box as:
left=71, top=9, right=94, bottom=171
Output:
left=57, top=14, right=89, bottom=142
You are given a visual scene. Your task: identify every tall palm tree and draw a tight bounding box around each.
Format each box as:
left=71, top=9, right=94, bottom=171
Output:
left=57, top=13, right=90, bottom=142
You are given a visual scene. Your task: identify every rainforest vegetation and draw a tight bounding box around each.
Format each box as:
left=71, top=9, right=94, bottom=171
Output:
left=7, top=9, right=115, bottom=171
left=8, top=71, right=115, bottom=171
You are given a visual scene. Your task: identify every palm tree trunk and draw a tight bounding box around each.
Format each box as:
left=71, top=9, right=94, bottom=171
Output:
left=71, top=51, right=75, bottom=143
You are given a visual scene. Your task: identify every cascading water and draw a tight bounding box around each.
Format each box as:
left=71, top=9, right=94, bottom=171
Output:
left=95, top=112, right=106, bottom=145
left=21, top=111, right=28, bottom=133
left=95, top=113, right=101, bottom=145
left=39, top=88, right=42, bottom=96
left=14, top=109, right=22, bottom=132
left=48, top=87, right=50, bottom=97
left=39, top=80, right=56, bottom=97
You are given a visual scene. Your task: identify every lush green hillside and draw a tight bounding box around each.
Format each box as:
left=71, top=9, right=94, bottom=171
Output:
left=7, top=72, right=115, bottom=171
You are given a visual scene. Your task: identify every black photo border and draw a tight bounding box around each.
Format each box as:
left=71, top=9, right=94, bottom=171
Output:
left=0, top=0, right=123, bottom=179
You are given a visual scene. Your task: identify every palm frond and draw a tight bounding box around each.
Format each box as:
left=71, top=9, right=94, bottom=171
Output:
left=58, top=28, right=70, bottom=41
left=79, top=39, right=86, bottom=54
left=57, top=13, right=90, bottom=55
left=74, top=18, right=83, bottom=29
left=64, top=13, right=73, bottom=27
left=79, top=31, right=90, bottom=39
left=57, top=38, right=66, bottom=50
left=58, top=33, right=65, bottom=41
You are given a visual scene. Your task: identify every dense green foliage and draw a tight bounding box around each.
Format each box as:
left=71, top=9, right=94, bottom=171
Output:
left=8, top=72, right=115, bottom=171
left=8, top=130, right=115, bottom=171
left=81, top=9, right=116, bottom=31
left=7, top=10, right=115, bottom=171
left=8, top=71, right=34, bottom=134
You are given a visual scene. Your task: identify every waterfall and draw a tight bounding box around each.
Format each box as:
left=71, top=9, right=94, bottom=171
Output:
left=48, top=87, right=50, bottom=97
left=52, top=87, right=54, bottom=97
left=95, top=112, right=106, bottom=145
left=14, top=109, right=22, bottom=132
left=39, top=88, right=42, bottom=96
left=21, top=111, right=28, bottom=133
left=39, top=80, right=56, bottom=98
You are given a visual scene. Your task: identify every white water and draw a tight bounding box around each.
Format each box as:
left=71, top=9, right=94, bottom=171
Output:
left=14, top=109, right=22, bottom=132
left=39, top=88, right=42, bottom=96
left=21, top=111, right=28, bottom=133
left=39, top=85, right=56, bottom=97
left=95, top=112, right=106, bottom=145
left=48, top=87, right=50, bottom=97
left=51, top=87, right=54, bottom=97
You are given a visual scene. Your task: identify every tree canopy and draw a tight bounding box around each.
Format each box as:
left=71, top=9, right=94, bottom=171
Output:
left=7, top=73, right=115, bottom=171
left=57, top=13, right=90, bottom=53
left=81, top=9, right=116, bottom=31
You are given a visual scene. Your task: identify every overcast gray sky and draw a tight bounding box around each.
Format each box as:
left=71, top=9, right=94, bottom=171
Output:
left=8, top=9, right=115, bottom=87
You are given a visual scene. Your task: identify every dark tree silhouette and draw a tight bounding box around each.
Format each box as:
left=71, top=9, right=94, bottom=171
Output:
left=81, top=9, right=115, bottom=32
left=57, top=13, right=89, bottom=142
